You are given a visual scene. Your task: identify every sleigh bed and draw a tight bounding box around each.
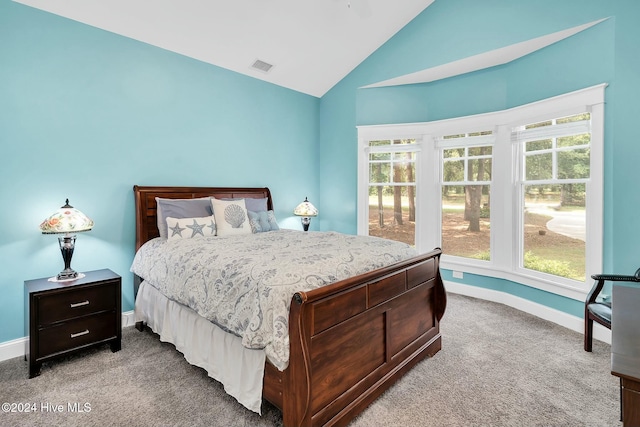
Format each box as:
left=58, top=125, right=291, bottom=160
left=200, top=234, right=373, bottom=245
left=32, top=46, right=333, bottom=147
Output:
left=131, top=185, right=446, bottom=427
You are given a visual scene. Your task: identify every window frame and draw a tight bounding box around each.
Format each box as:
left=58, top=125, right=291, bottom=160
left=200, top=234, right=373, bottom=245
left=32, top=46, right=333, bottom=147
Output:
left=357, top=84, right=606, bottom=301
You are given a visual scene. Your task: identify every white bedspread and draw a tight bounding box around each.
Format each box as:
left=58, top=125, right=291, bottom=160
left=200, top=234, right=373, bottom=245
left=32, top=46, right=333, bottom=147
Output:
left=130, top=229, right=417, bottom=370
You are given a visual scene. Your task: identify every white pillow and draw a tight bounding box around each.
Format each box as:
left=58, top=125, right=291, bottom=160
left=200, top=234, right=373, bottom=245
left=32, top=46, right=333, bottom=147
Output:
left=211, top=198, right=252, bottom=236
left=166, top=215, right=217, bottom=240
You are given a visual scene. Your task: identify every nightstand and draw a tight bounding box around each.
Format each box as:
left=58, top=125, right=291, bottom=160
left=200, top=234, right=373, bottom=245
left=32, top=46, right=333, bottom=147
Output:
left=25, top=269, right=121, bottom=378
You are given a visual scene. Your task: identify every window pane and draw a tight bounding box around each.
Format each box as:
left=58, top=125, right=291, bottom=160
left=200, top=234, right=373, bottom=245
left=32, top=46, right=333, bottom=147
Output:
left=557, top=133, right=590, bottom=148
left=369, top=162, right=389, bottom=183
left=394, top=157, right=415, bottom=185
left=523, top=184, right=585, bottom=281
left=369, top=140, right=391, bottom=147
left=556, top=113, right=590, bottom=124
left=468, top=158, right=492, bottom=181
left=526, top=139, right=552, bottom=152
left=443, top=160, right=464, bottom=182
left=557, top=148, right=590, bottom=179
left=468, top=146, right=492, bottom=156
left=441, top=185, right=491, bottom=260
left=525, top=120, right=552, bottom=129
left=443, top=148, right=465, bottom=158
left=368, top=185, right=415, bottom=246
left=468, top=131, right=493, bottom=137
left=392, top=162, right=411, bottom=183
left=393, top=151, right=415, bottom=161
left=525, top=153, right=552, bottom=180
left=370, top=152, right=390, bottom=161
left=368, top=139, right=416, bottom=147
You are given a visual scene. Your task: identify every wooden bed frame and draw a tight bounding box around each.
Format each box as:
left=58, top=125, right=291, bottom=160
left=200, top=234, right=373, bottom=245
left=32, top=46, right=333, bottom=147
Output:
left=133, top=185, right=447, bottom=427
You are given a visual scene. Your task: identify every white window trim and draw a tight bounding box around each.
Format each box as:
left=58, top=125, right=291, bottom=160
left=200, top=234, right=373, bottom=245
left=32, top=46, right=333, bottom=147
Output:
left=357, top=84, right=606, bottom=301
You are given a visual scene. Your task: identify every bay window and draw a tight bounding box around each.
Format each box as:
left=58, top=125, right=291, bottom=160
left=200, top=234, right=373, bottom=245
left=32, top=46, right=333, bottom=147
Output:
left=357, top=84, right=605, bottom=300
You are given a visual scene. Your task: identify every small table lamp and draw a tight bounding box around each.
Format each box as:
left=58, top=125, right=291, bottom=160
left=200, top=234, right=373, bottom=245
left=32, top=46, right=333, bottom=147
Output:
left=40, top=199, right=94, bottom=280
left=293, top=197, right=318, bottom=231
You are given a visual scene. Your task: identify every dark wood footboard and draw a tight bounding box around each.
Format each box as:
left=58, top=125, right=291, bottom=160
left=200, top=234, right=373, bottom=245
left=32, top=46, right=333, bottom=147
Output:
left=263, top=248, right=446, bottom=427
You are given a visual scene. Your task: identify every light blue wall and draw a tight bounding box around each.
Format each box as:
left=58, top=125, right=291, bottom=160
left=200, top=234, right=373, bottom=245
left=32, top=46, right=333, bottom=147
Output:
left=356, top=18, right=615, bottom=125
left=3, top=0, right=639, bottom=344
left=0, top=1, right=319, bottom=343
left=319, top=0, right=640, bottom=317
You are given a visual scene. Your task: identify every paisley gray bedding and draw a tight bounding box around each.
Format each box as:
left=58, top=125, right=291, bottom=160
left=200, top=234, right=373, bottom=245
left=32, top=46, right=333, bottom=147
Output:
left=130, top=229, right=417, bottom=370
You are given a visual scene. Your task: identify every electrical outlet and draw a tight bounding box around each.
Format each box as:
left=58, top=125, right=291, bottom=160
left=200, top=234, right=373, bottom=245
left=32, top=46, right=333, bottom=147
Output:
left=452, top=271, right=464, bottom=279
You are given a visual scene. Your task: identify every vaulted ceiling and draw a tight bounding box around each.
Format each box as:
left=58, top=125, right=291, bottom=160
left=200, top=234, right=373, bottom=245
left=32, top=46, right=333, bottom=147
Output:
left=15, top=0, right=435, bottom=97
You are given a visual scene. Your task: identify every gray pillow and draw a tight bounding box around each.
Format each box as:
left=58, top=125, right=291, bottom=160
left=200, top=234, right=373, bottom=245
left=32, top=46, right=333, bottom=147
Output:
left=156, top=197, right=212, bottom=238
left=266, top=210, right=279, bottom=231
left=245, top=197, right=268, bottom=212
left=222, top=197, right=268, bottom=212
left=248, top=210, right=279, bottom=233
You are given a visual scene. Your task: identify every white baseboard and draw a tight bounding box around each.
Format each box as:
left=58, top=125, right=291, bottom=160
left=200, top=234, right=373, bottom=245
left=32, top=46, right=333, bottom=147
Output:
left=0, top=337, right=28, bottom=364
left=0, top=310, right=135, bottom=363
left=445, top=281, right=611, bottom=345
left=121, top=310, right=136, bottom=328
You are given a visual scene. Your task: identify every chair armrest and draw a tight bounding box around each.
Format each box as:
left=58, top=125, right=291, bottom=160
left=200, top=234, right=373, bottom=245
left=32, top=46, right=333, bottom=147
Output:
left=586, top=278, right=607, bottom=305
left=586, top=269, right=640, bottom=306
left=590, top=274, right=640, bottom=282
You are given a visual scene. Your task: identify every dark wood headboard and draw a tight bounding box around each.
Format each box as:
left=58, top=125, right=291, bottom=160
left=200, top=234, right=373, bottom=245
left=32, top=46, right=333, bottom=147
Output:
left=133, top=185, right=273, bottom=251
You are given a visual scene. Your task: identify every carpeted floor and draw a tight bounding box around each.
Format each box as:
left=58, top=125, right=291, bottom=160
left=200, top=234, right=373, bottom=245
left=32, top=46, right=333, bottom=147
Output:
left=0, top=293, right=619, bottom=427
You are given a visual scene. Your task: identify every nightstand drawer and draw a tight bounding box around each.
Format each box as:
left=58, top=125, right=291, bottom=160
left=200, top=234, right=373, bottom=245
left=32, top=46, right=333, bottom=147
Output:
left=37, top=283, right=117, bottom=325
left=38, top=311, right=117, bottom=358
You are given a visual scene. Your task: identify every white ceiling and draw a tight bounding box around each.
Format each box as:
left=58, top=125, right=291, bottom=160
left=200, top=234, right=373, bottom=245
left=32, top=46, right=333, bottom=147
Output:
left=15, top=0, right=435, bottom=98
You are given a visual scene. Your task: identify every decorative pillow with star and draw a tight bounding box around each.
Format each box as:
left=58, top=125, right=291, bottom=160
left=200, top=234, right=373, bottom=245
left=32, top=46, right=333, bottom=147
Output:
left=156, top=197, right=212, bottom=239
left=166, top=215, right=217, bottom=240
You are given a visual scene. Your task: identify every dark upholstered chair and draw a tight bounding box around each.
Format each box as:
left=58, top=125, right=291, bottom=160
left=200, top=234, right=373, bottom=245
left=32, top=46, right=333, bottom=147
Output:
left=584, top=268, right=640, bottom=352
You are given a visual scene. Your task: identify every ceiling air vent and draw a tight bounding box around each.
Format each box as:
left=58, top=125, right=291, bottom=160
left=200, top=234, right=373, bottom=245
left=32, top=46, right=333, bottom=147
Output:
left=251, top=59, right=274, bottom=73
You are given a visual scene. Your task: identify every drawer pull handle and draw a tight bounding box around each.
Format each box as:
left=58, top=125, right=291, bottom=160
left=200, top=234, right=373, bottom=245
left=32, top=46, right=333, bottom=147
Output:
left=70, top=300, right=90, bottom=308
left=70, top=330, right=90, bottom=339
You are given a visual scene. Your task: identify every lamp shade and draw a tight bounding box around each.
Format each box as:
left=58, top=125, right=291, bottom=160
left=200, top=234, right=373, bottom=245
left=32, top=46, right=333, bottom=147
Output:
left=40, top=199, right=94, bottom=234
left=293, top=197, right=318, bottom=217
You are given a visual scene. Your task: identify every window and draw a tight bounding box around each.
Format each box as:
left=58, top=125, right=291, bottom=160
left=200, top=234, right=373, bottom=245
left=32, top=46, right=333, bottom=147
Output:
left=515, top=114, right=591, bottom=282
left=440, top=133, right=493, bottom=260
left=366, top=139, right=418, bottom=246
left=357, top=84, right=605, bottom=301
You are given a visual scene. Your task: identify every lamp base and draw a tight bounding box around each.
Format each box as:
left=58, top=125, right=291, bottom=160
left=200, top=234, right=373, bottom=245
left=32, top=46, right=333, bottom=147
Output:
left=58, top=235, right=78, bottom=281
left=57, top=268, right=78, bottom=280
